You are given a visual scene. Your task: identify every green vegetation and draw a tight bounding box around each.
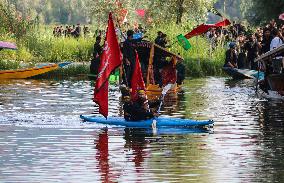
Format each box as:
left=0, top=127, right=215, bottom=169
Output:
left=0, top=0, right=227, bottom=78
left=1, top=23, right=226, bottom=77
left=241, top=0, right=284, bottom=25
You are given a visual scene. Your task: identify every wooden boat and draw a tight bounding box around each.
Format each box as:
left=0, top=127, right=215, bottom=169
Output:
left=223, top=67, right=264, bottom=80
left=0, top=62, right=70, bottom=79
left=131, top=41, right=184, bottom=97
left=254, top=45, right=284, bottom=96
left=1, top=41, right=71, bottom=79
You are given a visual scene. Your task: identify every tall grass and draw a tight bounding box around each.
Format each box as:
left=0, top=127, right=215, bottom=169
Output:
left=145, top=23, right=226, bottom=77
left=1, top=23, right=227, bottom=77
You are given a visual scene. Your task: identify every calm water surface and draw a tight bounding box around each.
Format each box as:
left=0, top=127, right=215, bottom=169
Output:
left=0, top=77, right=284, bottom=183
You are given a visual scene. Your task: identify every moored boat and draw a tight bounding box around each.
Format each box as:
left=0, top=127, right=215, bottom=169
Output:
left=0, top=62, right=70, bottom=79
left=1, top=41, right=71, bottom=79
left=255, top=45, right=284, bottom=97
left=223, top=67, right=264, bottom=80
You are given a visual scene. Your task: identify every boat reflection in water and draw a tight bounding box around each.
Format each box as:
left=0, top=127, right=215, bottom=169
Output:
left=94, top=126, right=212, bottom=182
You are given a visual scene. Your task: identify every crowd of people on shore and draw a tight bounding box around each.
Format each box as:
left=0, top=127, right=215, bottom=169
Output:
left=53, top=24, right=91, bottom=38
left=219, top=19, right=284, bottom=71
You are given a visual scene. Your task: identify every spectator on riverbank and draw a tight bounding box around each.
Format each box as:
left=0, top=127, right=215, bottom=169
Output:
left=224, top=42, right=238, bottom=68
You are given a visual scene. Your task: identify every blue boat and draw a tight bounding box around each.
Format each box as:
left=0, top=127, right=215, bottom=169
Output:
left=223, top=67, right=264, bottom=80
left=80, top=115, right=214, bottom=128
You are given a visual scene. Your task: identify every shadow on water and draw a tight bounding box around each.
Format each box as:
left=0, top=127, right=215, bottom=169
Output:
left=255, top=100, right=284, bottom=181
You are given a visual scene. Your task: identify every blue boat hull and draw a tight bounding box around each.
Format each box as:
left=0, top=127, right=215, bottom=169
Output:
left=80, top=115, right=214, bottom=128
left=223, top=67, right=264, bottom=80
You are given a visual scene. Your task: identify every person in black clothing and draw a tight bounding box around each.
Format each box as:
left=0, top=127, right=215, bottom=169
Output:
left=224, top=42, right=238, bottom=68
left=122, top=30, right=137, bottom=87
left=158, top=34, right=168, bottom=48
left=237, top=32, right=246, bottom=69
left=176, top=61, right=185, bottom=85
left=123, top=96, right=133, bottom=121
left=261, top=28, right=273, bottom=55
left=75, top=23, right=81, bottom=37
left=123, top=90, right=159, bottom=121
left=155, top=31, right=163, bottom=45
left=90, top=36, right=102, bottom=75
left=244, top=34, right=259, bottom=70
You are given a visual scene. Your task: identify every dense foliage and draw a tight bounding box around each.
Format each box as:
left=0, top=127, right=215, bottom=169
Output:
left=3, top=0, right=214, bottom=25
left=241, top=0, right=284, bottom=25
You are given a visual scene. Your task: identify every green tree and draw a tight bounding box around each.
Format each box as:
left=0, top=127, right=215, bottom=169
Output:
left=85, top=0, right=214, bottom=26
left=241, top=0, right=284, bottom=25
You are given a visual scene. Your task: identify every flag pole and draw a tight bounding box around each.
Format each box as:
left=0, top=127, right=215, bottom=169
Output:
left=111, top=13, right=130, bottom=87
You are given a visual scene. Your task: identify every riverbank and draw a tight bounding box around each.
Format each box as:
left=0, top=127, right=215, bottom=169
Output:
left=0, top=24, right=226, bottom=77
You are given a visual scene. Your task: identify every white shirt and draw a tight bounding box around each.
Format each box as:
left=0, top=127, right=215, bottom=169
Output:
left=270, top=36, right=283, bottom=59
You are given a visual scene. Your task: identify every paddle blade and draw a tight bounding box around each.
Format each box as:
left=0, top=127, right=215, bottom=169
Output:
left=162, top=84, right=174, bottom=95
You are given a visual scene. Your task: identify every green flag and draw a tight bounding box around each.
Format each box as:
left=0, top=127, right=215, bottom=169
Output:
left=177, top=34, right=191, bottom=51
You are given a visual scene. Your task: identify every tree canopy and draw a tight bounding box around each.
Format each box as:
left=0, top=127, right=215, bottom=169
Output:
left=241, top=0, right=284, bottom=25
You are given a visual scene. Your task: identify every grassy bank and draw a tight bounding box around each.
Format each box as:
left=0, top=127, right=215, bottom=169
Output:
left=0, top=24, right=226, bottom=77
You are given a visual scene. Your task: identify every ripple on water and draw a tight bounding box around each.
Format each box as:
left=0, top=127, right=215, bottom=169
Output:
left=0, top=78, right=284, bottom=182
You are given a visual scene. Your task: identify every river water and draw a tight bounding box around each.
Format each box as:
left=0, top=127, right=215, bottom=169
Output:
left=0, top=77, right=283, bottom=183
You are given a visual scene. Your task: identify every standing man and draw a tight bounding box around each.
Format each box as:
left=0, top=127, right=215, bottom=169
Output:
left=90, top=36, right=103, bottom=76
left=122, top=30, right=137, bottom=87
left=261, top=28, right=273, bottom=55
left=270, top=28, right=283, bottom=74
left=244, top=34, right=259, bottom=70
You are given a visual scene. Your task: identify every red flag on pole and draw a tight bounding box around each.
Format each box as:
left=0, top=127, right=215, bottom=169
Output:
left=214, top=19, right=231, bottom=27
left=184, top=19, right=231, bottom=39
left=136, top=9, right=146, bottom=17
left=94, top=12, right=122, bottom=118
left=131, top=52, right=146, bottom=101
left=184, top=24, right=214, bottom=39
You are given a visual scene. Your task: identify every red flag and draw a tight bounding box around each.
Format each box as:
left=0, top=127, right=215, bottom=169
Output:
left=94, top=13, right=122, bottom=118
left=184, top=24, right=215, bottom=39
left=136, top=9, right=145, bottom=17
left=214, top=19, right=231, bottom=27
left=131, top=52, right=146, bottom=101
left=161, top=58, right=177, bottom=87
left=184, top=19, right=231, bottom=39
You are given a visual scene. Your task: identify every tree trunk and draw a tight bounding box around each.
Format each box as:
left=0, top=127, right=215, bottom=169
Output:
left=176, top=0, right=184, bottom=24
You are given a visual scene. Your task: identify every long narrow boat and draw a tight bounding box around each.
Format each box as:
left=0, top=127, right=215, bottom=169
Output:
left=80, top=115, right=214, bottom=128
left=254, top=44, right=284, bottom=97
left=1, top=41, right=70, bottom=79
left=0, top=62, right=70, bottom=79
left=223, top=67, right=264, bottom=80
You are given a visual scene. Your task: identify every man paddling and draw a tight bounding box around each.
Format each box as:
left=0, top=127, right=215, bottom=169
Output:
left=123, top=90, right=159, bottom=121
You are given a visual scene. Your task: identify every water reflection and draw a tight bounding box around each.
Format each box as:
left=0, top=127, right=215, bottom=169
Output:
left=256, top=100, right=284, bottom=182
left=0, top=78, right=284, bottom=182
left=95, top=128, right=115, bottom=183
